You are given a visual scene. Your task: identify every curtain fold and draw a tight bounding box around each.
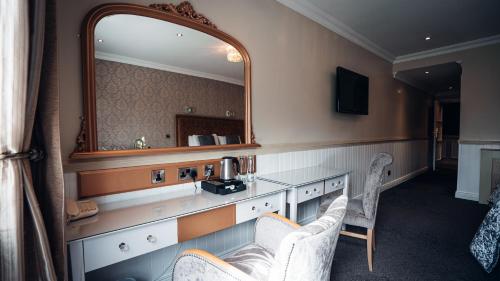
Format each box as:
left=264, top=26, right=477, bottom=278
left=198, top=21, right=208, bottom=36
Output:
left=31, top=0, right=66, bottom=278
left=1, top=0, right=62, bottom=280
left=1, top=1, right=30, bottom=280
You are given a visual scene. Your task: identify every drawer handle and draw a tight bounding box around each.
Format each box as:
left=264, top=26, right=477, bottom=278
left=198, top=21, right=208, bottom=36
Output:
left=118, top=242, right=129, bottom=252
left=265, top=202, right=272, bottom=208
left=252, top=206, right=256, bottom=211
left=305, top=190, right=310, bottom=195
left=147, top=235, right=157, bottom=243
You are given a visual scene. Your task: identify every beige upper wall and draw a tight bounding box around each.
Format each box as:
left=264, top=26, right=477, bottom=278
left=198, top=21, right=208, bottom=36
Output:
left=58, top=0, right=429, bottom=169
left=394, top=43, right=500, bottom=142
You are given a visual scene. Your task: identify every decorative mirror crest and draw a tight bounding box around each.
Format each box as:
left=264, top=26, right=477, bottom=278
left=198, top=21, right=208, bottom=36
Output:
left=149, top=2, right=217, bottom=29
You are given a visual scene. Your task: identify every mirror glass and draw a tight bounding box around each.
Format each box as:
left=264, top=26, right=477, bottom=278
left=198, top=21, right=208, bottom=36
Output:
left=93, top=14, right=245, bottom=150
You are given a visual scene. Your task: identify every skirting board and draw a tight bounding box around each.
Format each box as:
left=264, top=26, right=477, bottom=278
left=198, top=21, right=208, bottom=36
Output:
left=351, top=166, right=429, bottom=200
left=381, top=166, right=429, bottom=193
left=455, top=191, right=479, bottom=201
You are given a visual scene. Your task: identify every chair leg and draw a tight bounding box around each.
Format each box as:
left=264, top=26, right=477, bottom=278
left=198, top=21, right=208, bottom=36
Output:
left=367, top=229, right=373, bottom=272
left=372, top=229, right=376, bottom=252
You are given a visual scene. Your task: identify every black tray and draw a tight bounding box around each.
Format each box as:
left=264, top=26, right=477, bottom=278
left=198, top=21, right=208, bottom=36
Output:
left=201, top=179, right=246, bottom=195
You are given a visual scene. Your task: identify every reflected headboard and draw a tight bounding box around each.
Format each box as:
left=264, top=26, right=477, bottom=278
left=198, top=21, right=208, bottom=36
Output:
left=176, top=115, right=245, bottom=146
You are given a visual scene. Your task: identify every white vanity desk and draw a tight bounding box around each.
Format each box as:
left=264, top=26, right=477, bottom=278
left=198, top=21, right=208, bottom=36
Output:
left=67, top=167, right=350, bottom=280
left=258, top=166, right=350, bottom=222
left=67, top=180, right=288, bottom=281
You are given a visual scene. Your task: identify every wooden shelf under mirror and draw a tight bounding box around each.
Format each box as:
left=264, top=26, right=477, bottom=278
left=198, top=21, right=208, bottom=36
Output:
left=71, top=143, right=260, bottom=160
left=71, top=2, right=258, bottom=159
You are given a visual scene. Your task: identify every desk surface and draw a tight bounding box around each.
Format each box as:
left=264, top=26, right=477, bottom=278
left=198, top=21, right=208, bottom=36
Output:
left=258, top=166, right=350, bottom=187
left=66, top=179, right=288, bottom=242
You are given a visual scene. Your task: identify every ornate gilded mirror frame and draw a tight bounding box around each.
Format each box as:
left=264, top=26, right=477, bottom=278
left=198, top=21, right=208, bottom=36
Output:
left=71, top=2, right=258, bottom=159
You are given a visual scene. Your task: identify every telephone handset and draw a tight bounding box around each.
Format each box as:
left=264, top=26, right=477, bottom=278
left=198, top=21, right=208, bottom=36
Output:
left=66, top=199, right=99, bottom=222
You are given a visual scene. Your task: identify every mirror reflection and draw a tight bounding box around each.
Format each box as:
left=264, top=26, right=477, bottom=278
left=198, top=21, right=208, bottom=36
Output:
left=94, top=14, right=245, bottom=150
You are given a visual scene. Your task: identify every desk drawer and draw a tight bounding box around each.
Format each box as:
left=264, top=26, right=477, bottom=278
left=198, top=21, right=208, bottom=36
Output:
left=291, top=182, right=324, bottom=204
left=325, top=176, right=346, bottom=194
left=83, top=219, right=177, bottom=272
left=236, top=193, right=281, bottom=223
left=178, top=205, right=235, bottom=242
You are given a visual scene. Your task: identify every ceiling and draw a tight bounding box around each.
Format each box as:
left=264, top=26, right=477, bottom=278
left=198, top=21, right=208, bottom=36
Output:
left=95, top=14, right=244, bottom=85
left=277, top=0, right=500, bottom=61
left=396, top=62, right=462, bottom=94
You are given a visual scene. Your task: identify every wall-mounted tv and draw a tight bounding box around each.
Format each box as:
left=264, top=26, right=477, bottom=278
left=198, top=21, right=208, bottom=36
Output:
left=336, top=67, right=369, bottom=115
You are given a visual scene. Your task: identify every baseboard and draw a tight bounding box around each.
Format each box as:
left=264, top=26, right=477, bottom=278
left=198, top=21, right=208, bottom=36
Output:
left=455, top=190, right=479, bottom=201
left=351, top=166, right=429, bottom=200
left=381, top=166, right=429, bottom=192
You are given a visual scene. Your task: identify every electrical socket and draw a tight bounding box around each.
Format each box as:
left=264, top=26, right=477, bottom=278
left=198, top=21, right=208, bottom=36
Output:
left=204, top=164, right=215, bottom=178
left=178, top=167, right=198, bottom=181
left=151, top=169, right=165, bottom=184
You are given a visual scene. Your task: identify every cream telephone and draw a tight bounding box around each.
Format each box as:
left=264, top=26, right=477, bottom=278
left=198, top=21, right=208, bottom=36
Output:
left=66, top=199, right=99, bottom=222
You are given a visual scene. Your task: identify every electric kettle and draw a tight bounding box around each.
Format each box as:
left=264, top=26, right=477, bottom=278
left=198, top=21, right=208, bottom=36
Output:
left=220, top=156, right=240, bottom=181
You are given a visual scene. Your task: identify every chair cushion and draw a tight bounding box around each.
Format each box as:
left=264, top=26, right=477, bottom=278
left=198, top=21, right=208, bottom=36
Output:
left=224, top=243, right=274, bottom=281
left=344, top=198, right=375, bottom=229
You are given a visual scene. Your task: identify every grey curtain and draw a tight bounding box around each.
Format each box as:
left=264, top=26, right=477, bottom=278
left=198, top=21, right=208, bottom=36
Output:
left=31, top=0, right=66, bottom=278
left=1, top=0, right=64, bottom=280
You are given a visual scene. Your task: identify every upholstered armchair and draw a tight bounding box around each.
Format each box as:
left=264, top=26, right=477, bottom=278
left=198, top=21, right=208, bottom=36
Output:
left=173, top=195, right=348, bottom=281
left=318, top=152, right=393, bottom=272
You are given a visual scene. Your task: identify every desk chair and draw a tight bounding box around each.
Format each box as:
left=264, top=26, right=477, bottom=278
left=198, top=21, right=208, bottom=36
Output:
left=318, top=152, right=393, bottom=272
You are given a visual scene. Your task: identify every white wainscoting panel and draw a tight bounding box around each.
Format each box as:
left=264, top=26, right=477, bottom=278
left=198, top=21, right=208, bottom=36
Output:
left=258, top=140, right=429, bottom=198
left=456, top=143, right=500, bottom=201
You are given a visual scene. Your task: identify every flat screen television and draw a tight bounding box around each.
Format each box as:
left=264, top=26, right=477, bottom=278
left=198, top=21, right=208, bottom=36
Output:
left=336, top=67, right=369, bottom=115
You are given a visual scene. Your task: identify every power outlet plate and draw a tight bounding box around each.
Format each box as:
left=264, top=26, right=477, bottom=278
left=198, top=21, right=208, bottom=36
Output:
left=151, top=169, right=165, bottom=184
left=178, top=167, right=197, bottom=181
left=204, top=164, right=215, bottom=178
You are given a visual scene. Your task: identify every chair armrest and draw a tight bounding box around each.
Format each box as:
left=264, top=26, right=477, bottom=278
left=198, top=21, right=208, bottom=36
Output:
left=254, top=213, right=301, bottom=255
left=173, top=249, right=255, bottom=281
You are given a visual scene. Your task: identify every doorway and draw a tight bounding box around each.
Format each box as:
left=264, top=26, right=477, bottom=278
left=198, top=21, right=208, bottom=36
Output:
left=396, top=62, right=462, bottom=174
left=436, top=102, right=460, bottom=170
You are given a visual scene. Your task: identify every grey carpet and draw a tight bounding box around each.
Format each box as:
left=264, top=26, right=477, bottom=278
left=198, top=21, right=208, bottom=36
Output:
left=331, top=170, right=500, bottom=281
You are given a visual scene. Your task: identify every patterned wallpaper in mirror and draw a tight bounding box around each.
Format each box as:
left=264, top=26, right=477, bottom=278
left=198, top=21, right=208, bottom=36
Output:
left=95, top=59, right=244, bottom=150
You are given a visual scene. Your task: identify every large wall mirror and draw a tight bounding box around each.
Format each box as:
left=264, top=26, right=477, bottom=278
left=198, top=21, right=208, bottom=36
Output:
left=72, top=2, right=258, bottom=159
